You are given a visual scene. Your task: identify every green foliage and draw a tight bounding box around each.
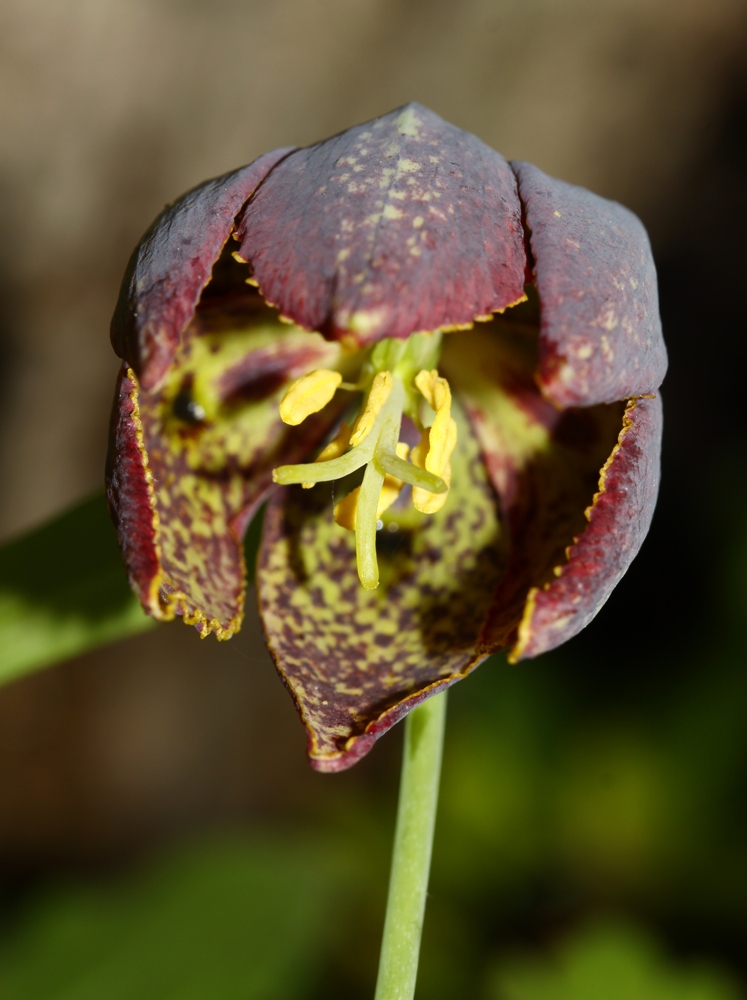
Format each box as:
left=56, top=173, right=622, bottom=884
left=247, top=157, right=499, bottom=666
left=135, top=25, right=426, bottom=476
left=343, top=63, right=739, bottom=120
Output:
left=0, top=494, right=154, bottom=685
left=0, top=495, right=266, bottom=686
left=487, top=923, right=739, bottom=1000
left=0, top=837, right=348, bottom=1000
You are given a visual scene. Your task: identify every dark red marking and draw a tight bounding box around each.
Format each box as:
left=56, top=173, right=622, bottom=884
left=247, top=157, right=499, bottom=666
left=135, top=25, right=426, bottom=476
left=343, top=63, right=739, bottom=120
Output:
left=236, top=103, right=528, bottom=345
left=512, top=160, right=667, bottom=407
left=110, top=147, right=294, bottom=390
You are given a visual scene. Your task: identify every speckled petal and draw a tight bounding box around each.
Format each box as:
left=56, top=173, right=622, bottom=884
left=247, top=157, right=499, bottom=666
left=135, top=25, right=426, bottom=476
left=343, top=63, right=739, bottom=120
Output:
left=512, top=160, right=667, bottom=407
left=235, top=103, right=528, bottom=347
left=441, top=319, right=630, bottom=658
left=256, top=401, right=505, bottom=772
left=111, top=147, right=294, bottom=391
left=509, top=393, right=663, bottom=660
left=106, top=294, right=347, bottom=638
left=106, top=366, right=162, bottom=615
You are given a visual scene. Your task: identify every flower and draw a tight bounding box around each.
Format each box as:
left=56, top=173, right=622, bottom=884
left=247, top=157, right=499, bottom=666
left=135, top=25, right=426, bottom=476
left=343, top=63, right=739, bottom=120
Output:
left=107, top=104, right=666, bottom=772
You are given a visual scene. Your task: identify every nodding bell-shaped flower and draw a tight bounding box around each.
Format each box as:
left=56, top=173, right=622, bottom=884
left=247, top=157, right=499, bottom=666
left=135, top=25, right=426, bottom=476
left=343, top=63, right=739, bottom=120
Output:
left=107, top=104, right=666, bottom=772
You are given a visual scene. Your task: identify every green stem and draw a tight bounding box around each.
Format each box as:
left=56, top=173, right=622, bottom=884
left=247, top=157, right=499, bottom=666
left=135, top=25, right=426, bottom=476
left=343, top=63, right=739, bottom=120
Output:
left=374, top=690, right=448, bottom=1000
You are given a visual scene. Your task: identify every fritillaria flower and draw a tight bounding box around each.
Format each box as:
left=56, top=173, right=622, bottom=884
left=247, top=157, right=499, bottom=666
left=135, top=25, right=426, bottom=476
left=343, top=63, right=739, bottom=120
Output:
left=107, top=104, right=666, bottom=772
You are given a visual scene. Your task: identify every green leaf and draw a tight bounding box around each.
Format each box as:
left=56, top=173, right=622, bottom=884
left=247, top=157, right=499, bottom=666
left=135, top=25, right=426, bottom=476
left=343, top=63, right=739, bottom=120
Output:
left=0, top=836, right=349, bottom=1000
left=0, top=493, right=154, bottom=685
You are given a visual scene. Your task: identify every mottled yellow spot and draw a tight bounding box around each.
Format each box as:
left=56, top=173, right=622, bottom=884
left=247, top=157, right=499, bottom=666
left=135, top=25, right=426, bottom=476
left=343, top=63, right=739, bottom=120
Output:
left=349, top=371, right=393, bottom=446
left=279, top=369, right=342, bottom=426
left=412, top=216, right=425, bottom=228
left=551, top=613, right=575, bottom=631
left=302, top=422, right=352, bottom=488
left=398, top=158, right=422, bottom=174
left=396, top=107, right=422, bottom=138
left=600, top=309, right=619, bottom=332
left=383, top=203, right=403, bottom=220
left=554, top=210, right=562, bottom=218
left=334, top=443, right=409, bottom=529
left=412, top=369, right=457, bottom=514
left=600, top=335, right=615, bottom=362
left=347, top=307, right=388, bottom=338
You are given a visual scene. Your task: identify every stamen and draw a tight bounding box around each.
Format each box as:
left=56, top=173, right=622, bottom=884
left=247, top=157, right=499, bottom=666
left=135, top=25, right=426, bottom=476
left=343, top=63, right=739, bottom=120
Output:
left=279, top=369, right=342, bottom=426
left=272, top=377, right=397, bottom=486
left=272, top=342, right=459, bottom=591
left=411, top=369, right=458, bottom=514
left=349, top=371, right=393, bottom=446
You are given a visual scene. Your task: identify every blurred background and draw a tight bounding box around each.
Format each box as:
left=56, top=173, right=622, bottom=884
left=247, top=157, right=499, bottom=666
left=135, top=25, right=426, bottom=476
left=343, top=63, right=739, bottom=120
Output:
left=1, top=0, right=747, bottom=996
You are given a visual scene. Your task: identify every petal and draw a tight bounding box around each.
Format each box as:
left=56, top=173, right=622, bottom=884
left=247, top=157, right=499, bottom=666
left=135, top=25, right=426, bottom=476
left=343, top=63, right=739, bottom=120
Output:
left=509, top=393, right=663, bottom=660
left=442, top=320, right=635, bottom=656
left=235, top=103, right=528, bottom=347
left=106, top=295, right=348, bottom=637
left=256, top=400, right=505, bottom=772
left=106, top=367, right=162, bottom=614
left=512, top=160, right=667, bottom=407
left=111, top=147, right=294, bottom=391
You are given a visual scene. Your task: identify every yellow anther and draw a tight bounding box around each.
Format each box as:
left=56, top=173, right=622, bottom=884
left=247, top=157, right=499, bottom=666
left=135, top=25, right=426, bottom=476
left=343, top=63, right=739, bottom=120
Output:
left=333, top=489, right=360, bottom=531
left=302, top=422, right=352, bottom=488
left=279, top=369, right=342, bottom=426
left=414, top=368, right=450, bottom=413
left=334, top=443, right=409, bottom=530
left=412, top=369, right=458, bottom=514
left=349, top=371, right=393, bottom=446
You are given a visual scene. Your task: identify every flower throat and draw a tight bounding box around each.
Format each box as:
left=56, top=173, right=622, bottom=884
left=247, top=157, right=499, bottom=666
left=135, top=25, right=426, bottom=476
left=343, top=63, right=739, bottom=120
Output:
left=273, top=332, right=457, bottom=590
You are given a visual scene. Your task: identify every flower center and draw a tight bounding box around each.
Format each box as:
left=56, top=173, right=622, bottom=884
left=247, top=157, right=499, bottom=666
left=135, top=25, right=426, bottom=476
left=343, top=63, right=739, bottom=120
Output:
left=272, top=333, right=458, bottom=590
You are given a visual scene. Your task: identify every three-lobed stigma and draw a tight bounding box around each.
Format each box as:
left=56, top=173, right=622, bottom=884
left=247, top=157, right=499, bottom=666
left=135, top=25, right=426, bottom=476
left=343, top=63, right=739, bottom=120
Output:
left=272, top=335, right=457, bottom=589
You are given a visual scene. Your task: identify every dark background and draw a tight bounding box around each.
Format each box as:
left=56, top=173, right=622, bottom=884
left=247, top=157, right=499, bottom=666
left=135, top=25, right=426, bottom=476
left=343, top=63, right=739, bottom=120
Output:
left=0, top=2, right=746, bottom=996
